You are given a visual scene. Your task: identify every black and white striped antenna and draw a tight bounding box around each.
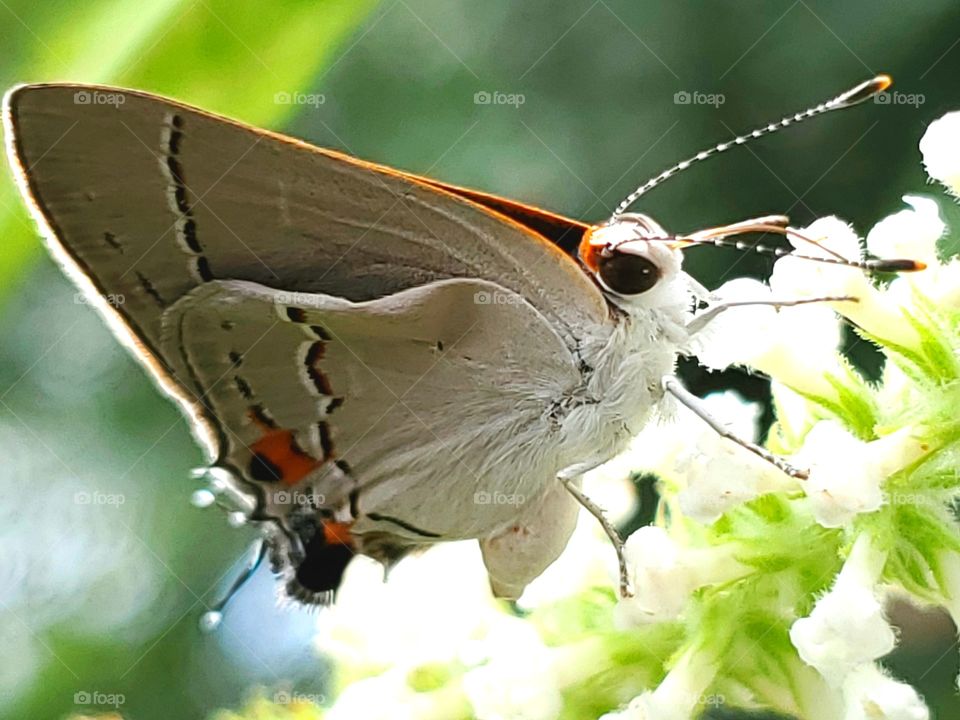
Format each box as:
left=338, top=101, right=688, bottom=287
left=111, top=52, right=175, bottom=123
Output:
left=611, top=75, right=892, bottom=219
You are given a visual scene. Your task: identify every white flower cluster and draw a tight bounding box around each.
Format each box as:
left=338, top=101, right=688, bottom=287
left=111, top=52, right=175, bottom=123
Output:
left=295, top=111, right=960, bottom=720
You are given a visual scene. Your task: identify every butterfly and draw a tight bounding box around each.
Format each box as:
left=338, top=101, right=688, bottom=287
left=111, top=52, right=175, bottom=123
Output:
left=3, top=77, right=904, bottom=618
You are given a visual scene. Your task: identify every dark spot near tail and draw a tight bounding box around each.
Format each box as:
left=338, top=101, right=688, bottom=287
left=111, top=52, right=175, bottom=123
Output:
left=294, top=527, right=354, bottom=593
left=228, top=351, right=243, bottom=366
left=249, top=452, right=282, bottom=482
left=311, top=325, right=332, bottom=341
left=286, top=307, right=306, bottom=323
left=327, top=397, right=344, bottom=414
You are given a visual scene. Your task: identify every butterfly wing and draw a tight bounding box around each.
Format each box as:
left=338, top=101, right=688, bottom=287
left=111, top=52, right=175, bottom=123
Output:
left=5, top=83, right=611, bottom=600
left=4, top=83, right=608, bottom=460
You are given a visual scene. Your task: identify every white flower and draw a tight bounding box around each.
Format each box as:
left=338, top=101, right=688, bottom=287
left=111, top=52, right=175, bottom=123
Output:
left=615, top=527, right=749, bottom=626
left=772, top=217, right=869, bottom=299
left=790, top=536, right=895, bottom=683
left=325, top=669, right=421, bottom=720
left=799, top=422, right=884, bottom=528
left=461, top=619, right=563, bottom=720
left=670, top=391, right=788, bottom=523
left=692, top=278, right=781, bottom=371
left=866, top=194, right=960, bottom=309
left=866, top=196, right=943, bottom=268
left=615, top=527, right=690, bottom=625
left=315, top=542, right=500, bottom=671
left=799, top=422, right=929, bottom=528
left=695, top=277, right=852, bottom=399
left=919, top=110, right=960, bottom=195
left=790, top=581, right=895, bottom=683
left=771, top=217, right=926, bottom=351
left=626, top=389, right=791, bottom=524
left=842, top=664, right=929, bottom=720
left=769, top=381, right=818, bottom=450
left=602, top=648, right=719, bottom=720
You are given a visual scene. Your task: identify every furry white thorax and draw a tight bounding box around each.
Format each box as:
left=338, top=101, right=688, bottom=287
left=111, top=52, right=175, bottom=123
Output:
left=557, top=232, right=696, bottom=472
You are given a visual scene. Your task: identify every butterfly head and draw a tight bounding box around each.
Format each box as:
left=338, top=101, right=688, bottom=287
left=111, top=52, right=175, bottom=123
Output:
left=579, top=213, right=688, bottom=312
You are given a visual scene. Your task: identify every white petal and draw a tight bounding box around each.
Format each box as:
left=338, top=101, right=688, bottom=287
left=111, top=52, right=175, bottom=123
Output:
left=799, top=423, right=884, bottom=528
left=462, top=620, right=563, bottom=720
left=919, top=110, right=960, bottom=195
left=789, top=576, right=896, bottom=682
left=693, top=279, right=778, bottom=370
left=325, top=670, right=420, bottom=720
left=315, top=543, right=499, bottom=669
left=842, top=664, right=929, bottom=720
left=615, top=527, right=691, bottom=625
left=866, top=196, right=943, bottom=267
left=772, top=217, right=867, bottom=299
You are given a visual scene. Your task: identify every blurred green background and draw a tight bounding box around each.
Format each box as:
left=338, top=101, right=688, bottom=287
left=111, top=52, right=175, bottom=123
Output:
left=1, top=1, right=959, bottom=718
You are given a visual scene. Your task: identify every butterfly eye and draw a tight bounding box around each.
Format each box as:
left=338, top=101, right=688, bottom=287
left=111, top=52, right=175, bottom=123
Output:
left=596, top=252, right=662, bottom=295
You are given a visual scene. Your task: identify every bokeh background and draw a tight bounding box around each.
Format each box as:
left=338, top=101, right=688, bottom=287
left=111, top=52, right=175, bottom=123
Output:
left=2, top=1, right=959, bottom=718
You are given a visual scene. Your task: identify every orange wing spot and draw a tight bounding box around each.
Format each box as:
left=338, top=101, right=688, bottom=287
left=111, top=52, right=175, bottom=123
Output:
left=578, top=226, right=604, bottom=272
left=246, top=409, right=322, bottom=486
left=322, top=520, right=355, bottom=547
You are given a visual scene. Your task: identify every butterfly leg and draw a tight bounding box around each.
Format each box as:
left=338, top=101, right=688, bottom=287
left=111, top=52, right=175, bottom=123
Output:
left=557, top=465, right=633, bottom=598
left=661, top=375, right=808, bottom=480
left=685, top=294, right=857, bottom=336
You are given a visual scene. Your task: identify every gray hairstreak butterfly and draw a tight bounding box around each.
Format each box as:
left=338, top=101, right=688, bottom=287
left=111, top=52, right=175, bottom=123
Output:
left=2, top=75, right=918, bottom=626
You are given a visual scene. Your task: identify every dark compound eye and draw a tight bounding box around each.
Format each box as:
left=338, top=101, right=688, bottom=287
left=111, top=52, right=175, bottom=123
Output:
left=597, top=252, right=662, bottom=295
